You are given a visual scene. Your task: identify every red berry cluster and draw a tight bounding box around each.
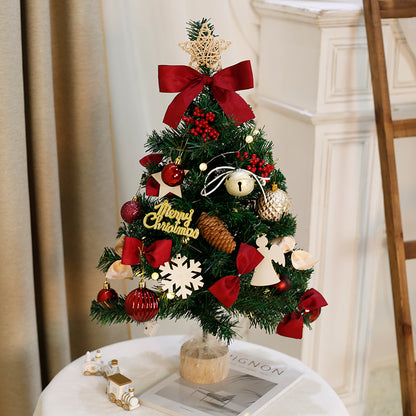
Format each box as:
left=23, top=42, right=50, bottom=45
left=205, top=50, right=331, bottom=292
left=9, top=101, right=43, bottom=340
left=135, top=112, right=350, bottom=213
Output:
left=182, top=107, right=220, bottom=142
left=236, top=151, right=274, bottom=178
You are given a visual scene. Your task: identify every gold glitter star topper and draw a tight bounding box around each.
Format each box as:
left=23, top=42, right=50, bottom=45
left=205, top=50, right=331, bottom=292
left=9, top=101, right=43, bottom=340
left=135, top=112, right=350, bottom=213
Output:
left=179, top=23, right=231, bottom=72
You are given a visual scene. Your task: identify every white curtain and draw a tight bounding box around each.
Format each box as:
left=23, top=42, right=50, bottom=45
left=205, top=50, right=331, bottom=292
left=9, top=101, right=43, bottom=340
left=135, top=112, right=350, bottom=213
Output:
left=1, top=1, right=128, bottom=414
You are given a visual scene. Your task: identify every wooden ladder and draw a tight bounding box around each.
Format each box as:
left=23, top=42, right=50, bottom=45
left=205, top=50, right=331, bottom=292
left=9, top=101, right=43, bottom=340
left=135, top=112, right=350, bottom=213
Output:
left=363, top=0, right=416, bottom=414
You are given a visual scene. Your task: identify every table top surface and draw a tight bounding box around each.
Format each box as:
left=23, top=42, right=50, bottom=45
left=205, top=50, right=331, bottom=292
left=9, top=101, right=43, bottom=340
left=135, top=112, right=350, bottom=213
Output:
left=34, top=334, right=348, bottom=416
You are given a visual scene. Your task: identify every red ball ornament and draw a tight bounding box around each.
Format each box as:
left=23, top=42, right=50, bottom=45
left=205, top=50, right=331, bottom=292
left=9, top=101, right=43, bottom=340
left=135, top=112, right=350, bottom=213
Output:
left=97, top=281, right=118, bottom=306
left=125, top=282, right=159, bottom=322
left=120, top=199, right=143, bottom=224
left=273, top=274, right=292, bottom=293
left=161, top=162, right=185, bottom=186
left=304, top=307, right=321, bottom=323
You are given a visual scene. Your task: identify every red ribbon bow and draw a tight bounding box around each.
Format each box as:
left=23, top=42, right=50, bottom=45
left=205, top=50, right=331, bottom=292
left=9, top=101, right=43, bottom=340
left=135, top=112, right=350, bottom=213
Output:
left=209, top=243, right=264, bottom=308
left=121, top=236, right=172, bottom=268
left=158, top=60, right=255, bottom=129
left=276, top=288, right=328, bottom=339
left=140, top=153, right=163, bottom=168
left=139, top=154, right=163, bottom=196
left=145, top=177, right=160, bottom=196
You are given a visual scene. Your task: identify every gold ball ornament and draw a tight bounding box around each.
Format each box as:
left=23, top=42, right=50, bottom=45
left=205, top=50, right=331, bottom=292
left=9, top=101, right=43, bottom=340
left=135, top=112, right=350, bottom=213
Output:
left=199, top=162, right=208, bottom=171
left=257, top=184, right=291, bottom=221
left=224, top=169, right=255, bottom=197
left=151, top=272, right=159, bottom=280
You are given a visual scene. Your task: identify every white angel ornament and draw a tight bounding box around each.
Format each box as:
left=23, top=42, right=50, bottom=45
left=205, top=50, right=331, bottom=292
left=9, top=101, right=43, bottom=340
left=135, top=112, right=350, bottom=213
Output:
left=250, top=235, right=285, bottom=286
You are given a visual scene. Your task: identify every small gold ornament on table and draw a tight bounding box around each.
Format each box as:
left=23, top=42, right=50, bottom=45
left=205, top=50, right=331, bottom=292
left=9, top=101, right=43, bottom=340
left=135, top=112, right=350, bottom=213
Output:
left=83, top=350, right=105, bottom=376
left=103, top=359, right=120, bottom=378
left=83, top=350, right=140, bottom=410
left=107, top=373, right=140, bottom=410
left=257, top=183, right=291, bottom=221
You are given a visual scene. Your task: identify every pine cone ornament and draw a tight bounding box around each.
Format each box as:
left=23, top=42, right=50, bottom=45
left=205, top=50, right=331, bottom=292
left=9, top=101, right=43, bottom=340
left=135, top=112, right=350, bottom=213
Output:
left=197, top=212, right=236, bottom=253
left=257, top=184, right=291, bottom=221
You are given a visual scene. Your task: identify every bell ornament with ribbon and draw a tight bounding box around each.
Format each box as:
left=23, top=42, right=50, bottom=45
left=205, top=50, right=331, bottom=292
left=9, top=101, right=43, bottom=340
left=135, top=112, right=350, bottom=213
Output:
left=224, top=169, right=255, bottom=197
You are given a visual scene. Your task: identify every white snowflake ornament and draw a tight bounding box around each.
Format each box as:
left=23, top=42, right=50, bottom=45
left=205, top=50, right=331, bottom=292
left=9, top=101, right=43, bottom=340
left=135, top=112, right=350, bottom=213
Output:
left=159, top=254, right=204, bottom=299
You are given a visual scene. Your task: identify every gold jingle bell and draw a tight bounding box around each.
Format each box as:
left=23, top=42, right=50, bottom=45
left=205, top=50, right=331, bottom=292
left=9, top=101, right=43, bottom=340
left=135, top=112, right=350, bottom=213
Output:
left=224, top=169, right=255, bottom=197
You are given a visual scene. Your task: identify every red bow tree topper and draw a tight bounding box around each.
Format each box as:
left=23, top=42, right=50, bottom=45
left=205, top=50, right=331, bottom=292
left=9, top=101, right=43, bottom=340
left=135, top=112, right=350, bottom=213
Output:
left=159, top=60, right=255, bottom=129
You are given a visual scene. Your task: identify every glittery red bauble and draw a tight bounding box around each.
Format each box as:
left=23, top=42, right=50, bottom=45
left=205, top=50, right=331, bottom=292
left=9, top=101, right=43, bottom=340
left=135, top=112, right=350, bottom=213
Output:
left=161, top=163, right=185, bottom=186
left=97, top=287, right=118, bottom=304
left=120, top=200, right=143, bottom=224
left=304, top=307, right=321, bottom=323
left=273, top=274, right=292, bottom=293
left=125, top=287, right=159, bottom=322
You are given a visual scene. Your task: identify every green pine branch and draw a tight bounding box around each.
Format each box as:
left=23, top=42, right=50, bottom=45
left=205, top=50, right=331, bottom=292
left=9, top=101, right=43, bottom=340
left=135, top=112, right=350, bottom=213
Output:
left=97, top=247, right=120, bottom=273
left=186, top=18, right=216, bottom=41
left=90, top=297, right=133, bottom=325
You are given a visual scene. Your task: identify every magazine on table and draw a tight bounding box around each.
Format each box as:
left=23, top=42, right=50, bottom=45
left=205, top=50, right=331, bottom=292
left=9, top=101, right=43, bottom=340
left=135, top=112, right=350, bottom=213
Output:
left=139, top=350, right=304, bottom=416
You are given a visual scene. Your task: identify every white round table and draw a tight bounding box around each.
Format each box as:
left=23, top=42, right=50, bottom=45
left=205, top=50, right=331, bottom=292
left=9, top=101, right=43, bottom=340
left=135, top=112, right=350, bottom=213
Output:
left=33, top=335, right=348, bottom=416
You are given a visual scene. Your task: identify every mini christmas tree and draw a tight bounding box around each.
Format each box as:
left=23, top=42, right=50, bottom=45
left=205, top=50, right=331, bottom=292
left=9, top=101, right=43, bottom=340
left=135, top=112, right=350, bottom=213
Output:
left=91, top=19, right=327, bottom=344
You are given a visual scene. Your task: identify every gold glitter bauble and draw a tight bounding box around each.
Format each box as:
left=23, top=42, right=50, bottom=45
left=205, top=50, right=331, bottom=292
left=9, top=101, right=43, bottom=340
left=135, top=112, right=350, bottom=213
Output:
left=199, top=162, right=208, bottom=171
left=151, top=272, right=159, bottom=280
left=257, top=184, right=291, bottom=221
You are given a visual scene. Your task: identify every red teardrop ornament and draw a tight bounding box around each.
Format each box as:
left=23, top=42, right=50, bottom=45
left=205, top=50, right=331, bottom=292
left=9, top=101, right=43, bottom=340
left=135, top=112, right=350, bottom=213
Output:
left=125, top=286, right=159, bottom=322
left=120, top=199, right=143, bottom=224
left=161, top=163, right=185, bottom=186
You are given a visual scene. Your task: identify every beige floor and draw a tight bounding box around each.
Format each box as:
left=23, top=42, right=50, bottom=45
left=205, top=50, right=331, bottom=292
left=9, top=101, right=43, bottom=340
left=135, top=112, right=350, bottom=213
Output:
left=364, top=365, right=402, bottom=415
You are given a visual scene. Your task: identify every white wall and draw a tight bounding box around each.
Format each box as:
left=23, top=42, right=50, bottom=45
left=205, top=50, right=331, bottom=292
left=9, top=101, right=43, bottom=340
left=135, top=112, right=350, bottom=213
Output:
left=251, top=2, right=416, bottom=413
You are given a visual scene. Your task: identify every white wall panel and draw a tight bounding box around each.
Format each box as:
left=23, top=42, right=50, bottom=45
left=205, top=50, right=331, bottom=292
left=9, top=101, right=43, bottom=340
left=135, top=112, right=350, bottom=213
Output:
left=253, top=1, right=416, bottom=413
